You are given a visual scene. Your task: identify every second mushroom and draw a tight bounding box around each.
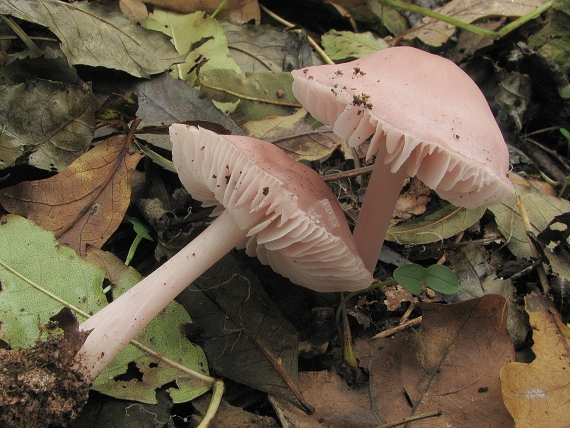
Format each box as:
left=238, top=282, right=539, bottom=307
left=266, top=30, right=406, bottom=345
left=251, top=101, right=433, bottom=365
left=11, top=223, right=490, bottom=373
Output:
left=292, top=46, right=515, bottom=272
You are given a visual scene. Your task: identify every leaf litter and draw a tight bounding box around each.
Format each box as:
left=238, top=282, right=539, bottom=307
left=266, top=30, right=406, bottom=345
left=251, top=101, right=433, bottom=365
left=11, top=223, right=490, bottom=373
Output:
left=0, top=0, right=570, bottom=426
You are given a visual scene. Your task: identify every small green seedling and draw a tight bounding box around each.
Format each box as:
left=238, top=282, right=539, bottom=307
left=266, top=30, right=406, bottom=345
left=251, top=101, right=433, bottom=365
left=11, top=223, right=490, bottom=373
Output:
left=393, top=263, right=460, bottom=296
left=125, top=215, right=154, bottom=266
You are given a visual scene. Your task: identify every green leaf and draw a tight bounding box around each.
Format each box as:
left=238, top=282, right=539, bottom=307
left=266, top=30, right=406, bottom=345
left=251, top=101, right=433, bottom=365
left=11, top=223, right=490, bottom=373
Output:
left=321, top=30, right=389, bottom=61
left=424, top=264, right=461, bottom=295
left=0, top=215, right=209, bottom=404
left=0, top=0, right=183, bottom=78
left=386, top=205, right=487, bottom=245
left=198, top=69, right=299, bottom=125
left=143, top=10, right=241, bottom=86
left=0, top=79, right=94, bottom=172
left=0, top=215, right=104, bottom=348
left=393, top=264, right=425, bottom=295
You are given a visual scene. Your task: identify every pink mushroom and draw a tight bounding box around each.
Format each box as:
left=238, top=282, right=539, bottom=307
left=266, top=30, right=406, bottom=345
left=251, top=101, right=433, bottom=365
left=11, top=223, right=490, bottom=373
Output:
left=291, top=46, right=514, bottom=272
left=76, top=125, right=371, bottom=379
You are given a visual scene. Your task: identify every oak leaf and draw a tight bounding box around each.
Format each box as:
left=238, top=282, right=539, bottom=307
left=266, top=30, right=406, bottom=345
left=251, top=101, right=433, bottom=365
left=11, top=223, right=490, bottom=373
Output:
left=501, top=292, right=570, bottom=428
left=0, top=135, right=143, bottom=255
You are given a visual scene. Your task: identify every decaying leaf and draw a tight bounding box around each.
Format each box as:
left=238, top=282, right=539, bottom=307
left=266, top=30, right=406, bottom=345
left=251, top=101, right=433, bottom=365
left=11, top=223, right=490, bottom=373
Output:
left=270, top=371, right=381, bottom=427
left=321, top=30, right=389, bottom=61
left=0, top=135, right=143, bottom=255
left=224, top=22, right=319, bottom=72
left=356, top=294, right=515, bottom=426
left=402, top=0, right=549, bottom=47
left=501, top=292, right=570, bottom=427
left=489, top=173, right=570, bottom=259
left=242, top=108, right=341, bottom=161
left=0, top=79, right=94, bottom=172
left=0, top=0, right=183, bottom=78
left=385, top=203, right=487, bottom=245
left=198, top=69, right=299, bottom=125
left=177, top=253, right=311, bottom=413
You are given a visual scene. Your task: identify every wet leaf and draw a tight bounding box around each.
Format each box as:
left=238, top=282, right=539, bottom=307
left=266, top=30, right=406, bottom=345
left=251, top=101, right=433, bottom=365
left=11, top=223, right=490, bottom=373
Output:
left=0, top=79, right=94, bottom=172
left=501, top=292, right=570, bottom=427
left=198, top=69, right=299, bottom=125
left=356, top=294, right=515, bottom=426
left=143, top=9, right=241, bottom=87
left=321, top=30, right=389, bottom=62
left=242, top=108, right=340, bottom=161
left=385, top=204, right=487, bottom=245
left=488, top=173, right=570, bottom=259
left=0, top=0, right=183, bottom=78
left=0, top=135, right=144, bottom=256
left=402, top=0, right=548, bottom=47
left=177, top=253, right=310, bottom=412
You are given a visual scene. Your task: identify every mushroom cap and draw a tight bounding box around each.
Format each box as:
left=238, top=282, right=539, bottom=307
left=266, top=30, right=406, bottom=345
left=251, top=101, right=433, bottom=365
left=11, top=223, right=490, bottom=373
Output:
left=291, top=46, right=514, bottom=208
left=170, top=124, right=372, bottom=292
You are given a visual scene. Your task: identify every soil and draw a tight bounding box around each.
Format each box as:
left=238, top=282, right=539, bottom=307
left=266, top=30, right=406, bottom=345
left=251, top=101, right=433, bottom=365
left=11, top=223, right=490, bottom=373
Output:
left=0, top=313, right=91, bottom=428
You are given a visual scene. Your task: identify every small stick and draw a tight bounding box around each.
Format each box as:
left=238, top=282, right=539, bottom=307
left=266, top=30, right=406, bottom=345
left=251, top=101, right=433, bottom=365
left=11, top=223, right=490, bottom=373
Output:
left=372, top=316, right=422, bottom=339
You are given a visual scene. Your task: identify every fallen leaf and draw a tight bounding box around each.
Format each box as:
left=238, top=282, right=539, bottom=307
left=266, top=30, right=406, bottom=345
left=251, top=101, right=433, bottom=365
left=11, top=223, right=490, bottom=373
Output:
left=356, top=294, right=515, bottom=427
left=385, top=203, right=487, bottom=245
left=529, top=0, right=570, bottom=75
left=198, top=69, right=299, bottom=125
left=0, top=0, right=183, bottom=78
left=270, top=371, right=381, bottom=427
left=177, top=253, right=312, bottom=413
left=446, top=243, right=529, bottom=347
left=403, top=0, right=548, bottom=47
left=321, top=30, right=389, bottom=61
left=0, top=135, right=143, bottom=255
left=143, top=9, right=241, bottom=87
left=489, top=173, right=570, bottom=259
left=242, top=108, right=341, bottom=161
left=392, top=177, right=431, bottom=222
left=193, top=394, right=279, bottom=427
left=0, top=79, right=94, bottom=172
left=224, top=22, right=319, bottom=72
left=501, top=292, right=570, bottom=428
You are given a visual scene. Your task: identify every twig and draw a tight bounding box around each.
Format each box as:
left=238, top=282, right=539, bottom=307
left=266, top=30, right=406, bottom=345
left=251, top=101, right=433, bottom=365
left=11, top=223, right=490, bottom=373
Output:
left=372, top=316, right=422, bottom=339
left=322, top=165, right=375, bottom=182
left=375, top=409, right=442, bottom=427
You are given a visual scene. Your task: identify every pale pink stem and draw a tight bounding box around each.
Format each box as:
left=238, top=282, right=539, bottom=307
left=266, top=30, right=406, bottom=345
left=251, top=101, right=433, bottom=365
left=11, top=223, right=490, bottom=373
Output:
left=352, top=159, right=408, bottom=272
left=76, top=210, right=247, bottom=380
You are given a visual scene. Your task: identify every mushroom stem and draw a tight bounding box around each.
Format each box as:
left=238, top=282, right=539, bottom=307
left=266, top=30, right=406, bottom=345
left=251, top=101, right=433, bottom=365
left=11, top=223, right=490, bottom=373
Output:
left=76, top=209, right=247, bottom=380
left=352, top=159, right=408, bottom=272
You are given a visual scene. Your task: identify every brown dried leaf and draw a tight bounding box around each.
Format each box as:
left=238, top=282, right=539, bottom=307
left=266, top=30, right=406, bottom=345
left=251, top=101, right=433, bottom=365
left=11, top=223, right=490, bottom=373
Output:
left=270, top=371, right=380, bottom=427
left=356, top=294, right=515, bottom=427
left=0, top=135, right=143, bottom=255
left=500, top=292, right=570, bottom=428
